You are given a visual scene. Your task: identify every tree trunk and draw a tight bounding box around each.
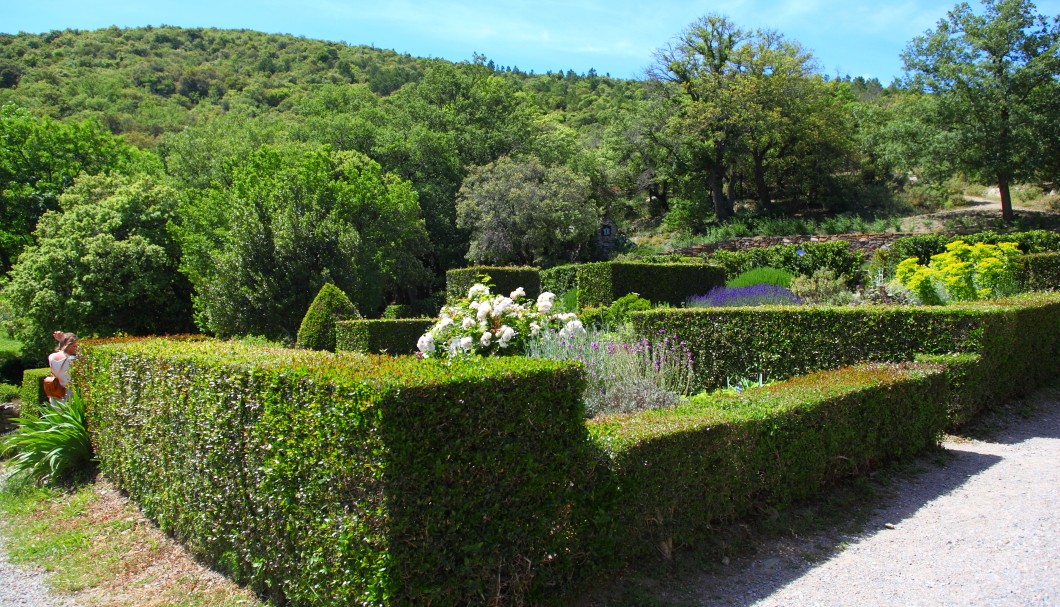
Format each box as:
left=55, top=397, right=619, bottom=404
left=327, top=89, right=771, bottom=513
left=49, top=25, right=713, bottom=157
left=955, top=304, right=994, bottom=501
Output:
left=711, top=168, right=731, bottom=221
left=752, top=151, right=772, bottom=212
left=998, top=174, right=1014, bottom=222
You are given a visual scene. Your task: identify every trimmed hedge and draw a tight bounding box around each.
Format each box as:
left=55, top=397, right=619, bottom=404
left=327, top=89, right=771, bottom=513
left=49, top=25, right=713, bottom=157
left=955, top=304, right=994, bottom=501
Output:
left=704, top=240, right=864, bottom=286
left=881, top=230, right=1060, bottom=274
left=576, top=262, right=727, bottom=307
left=1023, top=252, right=1060, bottom=292
left=80, top=339, right=593, bottom=606
left=18, top=367, right=49, bottom=418
left=540, top=264, right=581, bottom=295
left=295, top=283, right=360, bottom=352
left=630, top=293, right=1060, bottom=409
left=588, top=362, right=949, bottom=561
left=446, top=266, right=541, bottom=303
left=334, top=319, right=435, bottom=355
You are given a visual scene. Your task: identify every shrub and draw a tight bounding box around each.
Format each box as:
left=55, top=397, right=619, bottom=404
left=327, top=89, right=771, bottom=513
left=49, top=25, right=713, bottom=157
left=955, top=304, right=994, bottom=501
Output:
left=0, top=389, right=94, bottom=483
left=631, top=293, right=1060, bottom=410
left=577, top=262, right=727, bottom=307
left=539, top=264, right=580, bottom=296
left=295, top=283, right=361, bottom=351
left=686, top=284, right=802, bottom=307
left=0, top=382, right=18, bottom=402
left=705, top=241, right=863, bottom=288
left=894, top=240, right=1021, bottom=304
left=419, top=284, right=580, bottom=359
left=79, top=338, right=593, bottom=606
left=381, top=304, right=416, bottom=319
left=445, top=266, right=540, bottom=304
left=334, top=319, right=435, bottom=355
left=18, top=368, right=49, bottom=418
left=725, top=267, right=795, bottom=288
left=587, top=362, right=949, bottom=562
left=526, top=327, right=695, bottom=417
left=789, top=268, right=854, bottom=305
left=1023, top=252, right=1060, bottom=292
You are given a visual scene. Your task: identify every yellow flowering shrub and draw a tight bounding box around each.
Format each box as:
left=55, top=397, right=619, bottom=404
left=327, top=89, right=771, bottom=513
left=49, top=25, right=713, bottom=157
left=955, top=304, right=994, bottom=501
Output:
left=895, top=240, right=1021, bottom=304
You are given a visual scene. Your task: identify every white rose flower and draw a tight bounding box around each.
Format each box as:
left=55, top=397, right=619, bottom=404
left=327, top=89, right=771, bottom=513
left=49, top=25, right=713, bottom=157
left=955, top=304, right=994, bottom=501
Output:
left=480, top=331, right=493, bottom=347
left=462, top=317, right=476, bottom=329
left=468, top=283, right=490, bottom=299
left=438, top=316, right=454, bottom=328
left=459, top=336, right=474, bottom=351
left=559, top=319, right=585, bottom=339
left=476, top=302, right=491, bottom=320
left=536, top=292, right=555, bottom=313
left=498, top=325, right=516, bottom=347
left=417, top=332, right=435, bottom=354
left=510, top=287, right=526, bottom=299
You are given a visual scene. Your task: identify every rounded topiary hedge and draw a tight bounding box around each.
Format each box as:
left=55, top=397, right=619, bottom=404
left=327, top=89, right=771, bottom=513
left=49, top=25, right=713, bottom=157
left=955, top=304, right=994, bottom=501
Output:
left=295, top=283, right=361, bottom=351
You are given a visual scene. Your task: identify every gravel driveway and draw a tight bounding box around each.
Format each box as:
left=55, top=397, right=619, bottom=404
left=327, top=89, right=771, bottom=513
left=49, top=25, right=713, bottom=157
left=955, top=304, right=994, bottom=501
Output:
left=2, top=390, right=1058, bottom=606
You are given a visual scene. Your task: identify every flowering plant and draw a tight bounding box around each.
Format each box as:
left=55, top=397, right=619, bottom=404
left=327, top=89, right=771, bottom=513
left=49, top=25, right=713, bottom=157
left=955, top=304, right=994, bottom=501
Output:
left=417, top=284, right=584, bottom=358
left=894, top=240, right=1021, bottom=304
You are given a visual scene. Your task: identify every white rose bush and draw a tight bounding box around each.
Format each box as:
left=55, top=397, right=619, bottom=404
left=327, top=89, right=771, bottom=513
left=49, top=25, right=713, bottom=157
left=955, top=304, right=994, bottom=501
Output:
left=417, top=284, right=585, bottom=359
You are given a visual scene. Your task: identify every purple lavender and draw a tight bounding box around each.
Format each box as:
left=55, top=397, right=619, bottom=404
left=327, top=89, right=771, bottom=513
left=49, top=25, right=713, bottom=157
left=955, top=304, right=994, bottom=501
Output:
left=687, top=284, right=803, bottom=308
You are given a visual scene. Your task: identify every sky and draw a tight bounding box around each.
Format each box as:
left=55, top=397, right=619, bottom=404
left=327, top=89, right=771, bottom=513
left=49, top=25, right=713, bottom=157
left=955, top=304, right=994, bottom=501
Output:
left=3, top=0, right=1059, bottom=84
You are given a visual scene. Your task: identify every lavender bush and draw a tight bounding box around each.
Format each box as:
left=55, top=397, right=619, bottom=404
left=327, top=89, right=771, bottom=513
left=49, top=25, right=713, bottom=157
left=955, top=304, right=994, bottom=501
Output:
left=525, top=327, right=695, bottom=417
left=686, top=284, right=802, bottom=308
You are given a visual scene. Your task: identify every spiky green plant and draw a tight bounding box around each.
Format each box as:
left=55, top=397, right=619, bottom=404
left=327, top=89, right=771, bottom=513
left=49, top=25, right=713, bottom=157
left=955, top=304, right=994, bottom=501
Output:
left=1, top=390, right=94, bottom=483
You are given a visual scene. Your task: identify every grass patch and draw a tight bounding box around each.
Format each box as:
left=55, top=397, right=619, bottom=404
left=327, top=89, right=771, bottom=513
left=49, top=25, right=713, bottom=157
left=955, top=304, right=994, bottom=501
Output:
left=0, top=471, right=268, bottom=607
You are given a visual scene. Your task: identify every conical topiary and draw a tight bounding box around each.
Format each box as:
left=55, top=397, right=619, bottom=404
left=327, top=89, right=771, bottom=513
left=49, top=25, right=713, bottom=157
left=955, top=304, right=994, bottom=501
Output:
left=296, top=283, right=361, bottom=351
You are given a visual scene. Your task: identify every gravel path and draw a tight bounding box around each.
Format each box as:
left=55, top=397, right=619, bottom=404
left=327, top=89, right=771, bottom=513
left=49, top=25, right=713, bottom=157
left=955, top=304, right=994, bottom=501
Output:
left=690, top=391, right=1060, bottom=607
left=0, top=537, right=79, bottom=607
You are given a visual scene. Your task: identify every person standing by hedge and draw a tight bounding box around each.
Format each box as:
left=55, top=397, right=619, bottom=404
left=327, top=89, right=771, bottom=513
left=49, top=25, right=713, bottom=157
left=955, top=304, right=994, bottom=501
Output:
left=47, top=332, right=78, bottom=403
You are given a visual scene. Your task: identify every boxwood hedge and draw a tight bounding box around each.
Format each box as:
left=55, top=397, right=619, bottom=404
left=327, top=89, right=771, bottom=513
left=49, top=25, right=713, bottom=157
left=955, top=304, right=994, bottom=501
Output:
left=445, top=266, right=541, bottom=303
left=630, top=293, right=1060, bottom=413
left=1023, top=252, right=1060, bottom=292
left=18, top=367, right=49, bottom=418
left=79, top=339, right=594, bottom=606
left=576, top=262, right=727, bottom=307
left=588, top=362, right=950, bottom=560
left=334, top=318, right=435, bottom=355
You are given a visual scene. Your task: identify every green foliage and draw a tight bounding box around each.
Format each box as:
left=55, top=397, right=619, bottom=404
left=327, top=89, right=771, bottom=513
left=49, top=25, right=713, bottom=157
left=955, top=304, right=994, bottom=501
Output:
left=456, top=156, right=599, bottom=267
left=0, top=104, right=137, bottom=270
left=0, top=390, right=95, bottom=484
left=18, top=368, right=49, bottom=418
left=575, top=262, right=727, bottom=307
left=79, top=338, right=592, bottom=606
left=726, top=267, right=795, bottom=288
left=445, top=266, right=541, bottom=304
left=183, top=145, right=432, bottom=340
left=705, top=241, right=864, bottom=288
left=334, top=319, right=435, bottom=355
left=381, top=304, right=416, bottom=319
left=539, top=264, right=581, bottom=296
left=0, top=382, right=18, bottom=402
left=630, top=293, right=1060, bottom=403
left=1023, top=252, right=1060, bottom=292
left=894, top=240, right=1022, bottom=304
left=2, top=172, right=194, bottom=359
left=295, top=283, right=361, bottom=352
left=587, top=363, right=949, bottom=562
left=789, top=268, right=854, bottom=305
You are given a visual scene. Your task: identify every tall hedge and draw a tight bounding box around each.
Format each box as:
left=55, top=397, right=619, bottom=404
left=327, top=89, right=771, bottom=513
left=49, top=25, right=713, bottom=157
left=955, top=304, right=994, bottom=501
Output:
left=630, top=293, right=1060, bottom=411
left=295, top=283, right=361, bottom=351
left=575, top=262, right=727, bottom=307
left=79, top=339, right=594, bottom=606
left=445, top=266, right=540, bottom=303
left=1023, top=252, right=1060, bottom=292
left=334, top=319, right=435, bottom=355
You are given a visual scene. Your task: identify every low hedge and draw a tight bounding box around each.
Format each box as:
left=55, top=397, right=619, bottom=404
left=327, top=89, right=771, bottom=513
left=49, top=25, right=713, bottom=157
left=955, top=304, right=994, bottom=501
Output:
left=18, top=367, right=49, bottom=417
left=540, top=264, right=581, bottom=295
left=704, top=240, right=864, bottom=286
left=630, top=293, right=1060, bottom=407
left=79, top=339, right=593, bottom=606
left=1023, top=252, right=1060, bottom=292
left=588, top=362, right=949, bottom=562
left=880, top=230, right=1060, bottom=276
left=446, top=266, right=541, bottom=303
left=334, top=319, right=435, bottom=355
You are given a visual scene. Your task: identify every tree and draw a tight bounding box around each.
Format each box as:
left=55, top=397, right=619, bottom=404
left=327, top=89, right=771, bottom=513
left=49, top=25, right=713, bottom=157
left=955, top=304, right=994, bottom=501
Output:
left=456, top=156, right=598, bottom=267
left=2, top=173, right=194, bottom=359
left=0, top=105, right=135, bottom=271
left=185, top=145, right=431, bottom=340
left=903, top=0, right=1060, bottom=221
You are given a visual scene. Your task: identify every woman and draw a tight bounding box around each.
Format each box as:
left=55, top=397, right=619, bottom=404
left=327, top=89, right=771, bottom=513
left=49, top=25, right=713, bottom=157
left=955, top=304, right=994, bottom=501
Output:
left=47, top=332, right=78, bottom=403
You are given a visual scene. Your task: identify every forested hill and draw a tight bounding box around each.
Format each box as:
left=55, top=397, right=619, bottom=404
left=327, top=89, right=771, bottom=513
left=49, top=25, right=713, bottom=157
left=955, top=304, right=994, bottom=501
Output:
left=0, top=26, right=645, bottom=146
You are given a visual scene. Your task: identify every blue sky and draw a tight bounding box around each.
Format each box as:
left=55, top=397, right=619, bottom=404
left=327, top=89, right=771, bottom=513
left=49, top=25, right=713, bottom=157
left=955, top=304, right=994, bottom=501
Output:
left=3, top=0, right=1059, bottom=83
